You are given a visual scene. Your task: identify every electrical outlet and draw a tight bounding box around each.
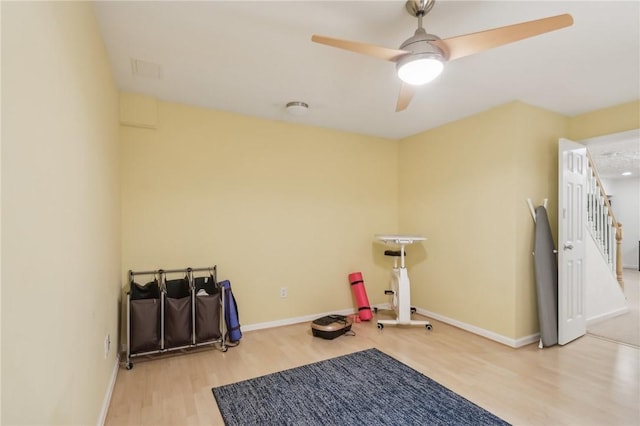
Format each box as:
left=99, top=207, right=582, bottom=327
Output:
left=280, top=287, right=287, bottom=298
left=104, top=334, right=111, bottom=358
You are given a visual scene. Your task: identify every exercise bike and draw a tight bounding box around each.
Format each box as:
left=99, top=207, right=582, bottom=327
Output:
left=374, top=234, right=432, bottom=331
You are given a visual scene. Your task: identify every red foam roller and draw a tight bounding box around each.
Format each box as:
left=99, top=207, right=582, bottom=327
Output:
left=348, top=272, right=373, bottom=321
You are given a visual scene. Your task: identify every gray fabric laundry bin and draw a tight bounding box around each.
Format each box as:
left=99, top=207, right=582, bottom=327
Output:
left=194, top=275, right=222, bottom=342
left=164, top=277, right=192, bottom=348
left=129, top=280, right=161, bottom=353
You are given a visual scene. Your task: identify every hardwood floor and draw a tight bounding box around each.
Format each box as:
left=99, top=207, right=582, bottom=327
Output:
left=105, top=313, right=640, bottom=425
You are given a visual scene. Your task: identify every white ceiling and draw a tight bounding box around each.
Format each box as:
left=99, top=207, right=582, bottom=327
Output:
left=93, top=0, right=639, bottom=141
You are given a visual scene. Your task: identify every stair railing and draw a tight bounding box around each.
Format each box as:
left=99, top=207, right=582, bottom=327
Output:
left=585, top=149, right=624, bottom=288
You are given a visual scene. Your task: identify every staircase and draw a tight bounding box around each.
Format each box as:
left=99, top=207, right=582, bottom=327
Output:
left=585, top=150, right=624, bottom=288
left=583, top=148, right=627, bottom=327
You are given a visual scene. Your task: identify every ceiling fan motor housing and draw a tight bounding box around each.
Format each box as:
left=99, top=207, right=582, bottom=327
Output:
left=397, top=28, right=446, bottom=71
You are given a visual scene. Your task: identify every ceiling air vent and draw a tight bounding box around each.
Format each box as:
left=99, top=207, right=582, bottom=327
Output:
left=130, top=58, right=162, bottom=79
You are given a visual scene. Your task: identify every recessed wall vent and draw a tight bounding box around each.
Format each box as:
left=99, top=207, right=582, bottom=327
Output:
left=130, top=58, right=162, bottom=79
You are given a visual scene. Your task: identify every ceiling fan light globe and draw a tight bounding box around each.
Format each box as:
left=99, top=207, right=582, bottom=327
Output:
left=397, top=57, right=444, bottom=85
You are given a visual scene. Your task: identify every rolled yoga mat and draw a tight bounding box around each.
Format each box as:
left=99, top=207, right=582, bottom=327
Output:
left=348, top=272, right=373, bottom=321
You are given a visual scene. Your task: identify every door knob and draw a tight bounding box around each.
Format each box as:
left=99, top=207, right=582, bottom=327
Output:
left=564, top=242, right=574, bottom=250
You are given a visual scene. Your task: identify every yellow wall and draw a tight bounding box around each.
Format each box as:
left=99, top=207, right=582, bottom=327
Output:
left=399, top=103, right=526, bottom=338
left=120, top=98, right=398, bottom=325
left=512, top=103, right=568, bottom=337
left=398, top=102, right=570, bottom=339
left=568, top=100, right=640, bottom=141
left=121, top=97, right=638, bottom=343
left=1, top=3, right=121, bottom=425
left=398, top=99, right=638, bottom=340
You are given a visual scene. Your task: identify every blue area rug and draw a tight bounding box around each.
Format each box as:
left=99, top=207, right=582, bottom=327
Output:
left=212, top=348, right=510, bottom=425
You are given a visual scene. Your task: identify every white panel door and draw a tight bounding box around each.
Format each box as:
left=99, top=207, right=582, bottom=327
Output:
left=558, top=138, right=587, bottom=345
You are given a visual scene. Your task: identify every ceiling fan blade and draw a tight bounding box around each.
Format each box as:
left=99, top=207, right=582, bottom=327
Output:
left=312, top=34, right=408, bottom=62
left=433, top=14, right=573, bottom=61
left=396, top=82, right=417, bottom=112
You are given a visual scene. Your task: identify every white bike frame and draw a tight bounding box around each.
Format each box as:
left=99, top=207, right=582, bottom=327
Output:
left=375, top=235, right=431, bottom=329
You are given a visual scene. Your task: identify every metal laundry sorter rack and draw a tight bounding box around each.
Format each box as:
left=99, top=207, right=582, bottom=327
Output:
left=125, top=265, right=227, bottom=370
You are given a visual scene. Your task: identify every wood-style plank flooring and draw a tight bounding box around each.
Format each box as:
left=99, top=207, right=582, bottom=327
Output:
left=105, top=312, right=640, bottom=425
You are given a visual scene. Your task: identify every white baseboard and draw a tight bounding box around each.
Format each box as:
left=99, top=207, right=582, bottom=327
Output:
left=242, top=303, right=399, bottom=332
left=587, top=306, right=628, bottom=326
left=373, top=302, right=392, bottom=311
left=242, top=307, right=357, bottom=332
left=414, top=307, right=540, bottom=348
left=97, top=353, right=120, bottom=426
left=623, top=264, right=639, bottom=271
left=243, top=304, right=538, bottom=348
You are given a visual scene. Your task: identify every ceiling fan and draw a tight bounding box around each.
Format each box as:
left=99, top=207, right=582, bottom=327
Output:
left=312, top=0, right=573, bottom=112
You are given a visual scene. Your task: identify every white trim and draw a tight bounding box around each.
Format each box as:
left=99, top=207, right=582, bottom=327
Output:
left=243, top=304, right=539, bottom=348
left=242, top=308, right=357, bottom=332
left=513, top=333, right=542, bottom=348
left=373, top=302, right=392, bottom=311
left=587, top=306, right=628, bottom=326
left=414, top=307, right=540, bottom=348
left=242, top=303, right=398, bottom=331
left=97, top=354, right=120, bottom=426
